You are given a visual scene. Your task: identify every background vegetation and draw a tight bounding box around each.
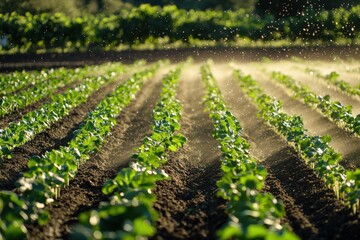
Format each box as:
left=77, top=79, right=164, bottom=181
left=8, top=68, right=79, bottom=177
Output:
left=1, top=0, right=358, bottom=17
left=0, top=0, right=256, bottom=16
left=0, top=0, right=359, bottom=52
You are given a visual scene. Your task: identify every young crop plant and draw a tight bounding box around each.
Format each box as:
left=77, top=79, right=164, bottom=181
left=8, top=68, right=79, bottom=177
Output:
left=271, top=72, right=360, bottom=137
left=0, top=64, right=160, bottom=239
left=72, top=66, right=187, bottom=239
left=0, top=62, right=131, bottom=116
left=0, top=64, right=128, bottom=160
left=306, top=68, right=360, bottom=97
left=201, top=64, right=299, bottom=240
left=0, top=67, right=89, bottom=117
left=234, top=70, right=360, bottom=213
left=0, top=68, right=73, bottom=96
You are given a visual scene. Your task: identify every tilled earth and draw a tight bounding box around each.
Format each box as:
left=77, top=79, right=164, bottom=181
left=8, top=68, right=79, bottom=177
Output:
left=1, top=58, right=359, bottom=240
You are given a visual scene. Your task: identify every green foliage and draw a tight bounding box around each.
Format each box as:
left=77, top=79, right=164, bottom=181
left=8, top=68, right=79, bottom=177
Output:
left=0, top=0, right=81, bottom=16
left=0, top=63, right=160, bottom=238
left=0, top=191, right=28, bottom=240
left=306, top=68, right=360, bottom=97
left=201, top=64, right=298, bottom=240
left=0, top=68, right=87, bottom=117
left=260, top=5, right=360, bottom=42
left=234, top=70, right=360, bottom=213
left=72, top=65, right=187, bottom=239
left=256, top=0, right=358, bottom=18
left=0, top=0, right=257, bottom=15
left=73, top=197, right=157, bottom=240
left=0, top=63, right=128, bottom=160
left=1, top=4, right=359, bottom=52
left=0, top=69, right=57, bottom=95
left=271, top=72, right=360, bottom=137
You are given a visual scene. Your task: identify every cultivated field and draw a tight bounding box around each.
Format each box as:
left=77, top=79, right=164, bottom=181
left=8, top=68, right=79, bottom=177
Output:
left=0, top=57, right=359, bottom=240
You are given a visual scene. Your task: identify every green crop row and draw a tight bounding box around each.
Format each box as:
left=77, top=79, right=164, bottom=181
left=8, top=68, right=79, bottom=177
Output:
left=201, top=64, right=298, bottom=240
left=72, top=66, right=186, bottom=239
left=306, top=68, right=360, bottom=97
left=0, top=68, right=72, bottom=96
left=0, top=64, right=159, bottom=239
left=234, top=70, right=360, bottom=213
left=346, top=67, right=360, bottom=74
left=0, top=67, right=90, bottom=117
left=0, top=62, right=131, bottom=117
left=0, top=62, right=138, bottom=96
left=0, top=4, right=359, bottom=52
left=0, top=63, right=128, bottom=160
left=271, top=72, right=360, bottom=137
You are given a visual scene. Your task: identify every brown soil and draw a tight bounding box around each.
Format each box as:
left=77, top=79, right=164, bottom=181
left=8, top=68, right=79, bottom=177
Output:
left=0, top=72, right=130, bottom=191
left=0, top=79, right=82, bottom=129
left=212, top=65, right=360, bottom=240
left=293, top=60, right=360, bottom=89
left=259, top=61, right=360, bottom=114
left=153, top=65, right=227, bottom=239
left=25, top=68, right=170, bottom=239
left=239, top=63, right=360, bottom=169
left=1, top=56, right=359, bottom=240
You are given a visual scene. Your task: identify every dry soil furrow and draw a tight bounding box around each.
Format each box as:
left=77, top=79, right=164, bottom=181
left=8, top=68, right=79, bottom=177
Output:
left=153, top=64, right=226, bottom=239
left=212, top=64, right=359, bottom=240
left=0, top=72, right=131, bottom=191
left=259, top=61, right=360, bottom=114
left=240, top=65, right=360, bottom=169
left=26, top=67, right=170, bottom=240
left=294, top=61, right=360, bottom=88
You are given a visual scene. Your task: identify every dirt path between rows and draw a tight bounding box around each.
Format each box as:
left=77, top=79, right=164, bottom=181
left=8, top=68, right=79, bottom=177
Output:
left=293, top=60, right=360, bottom=89
left=26, top=67, right=172, bottom=239
left=212, top=63, right=359, bottom=240
left=0, top=71, right=131, bottom=191
left=261, top=61, right=360, bottom=115
left=153, top=64, right=227, bottom=239
left=239, top=64, right=360, bottom=169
